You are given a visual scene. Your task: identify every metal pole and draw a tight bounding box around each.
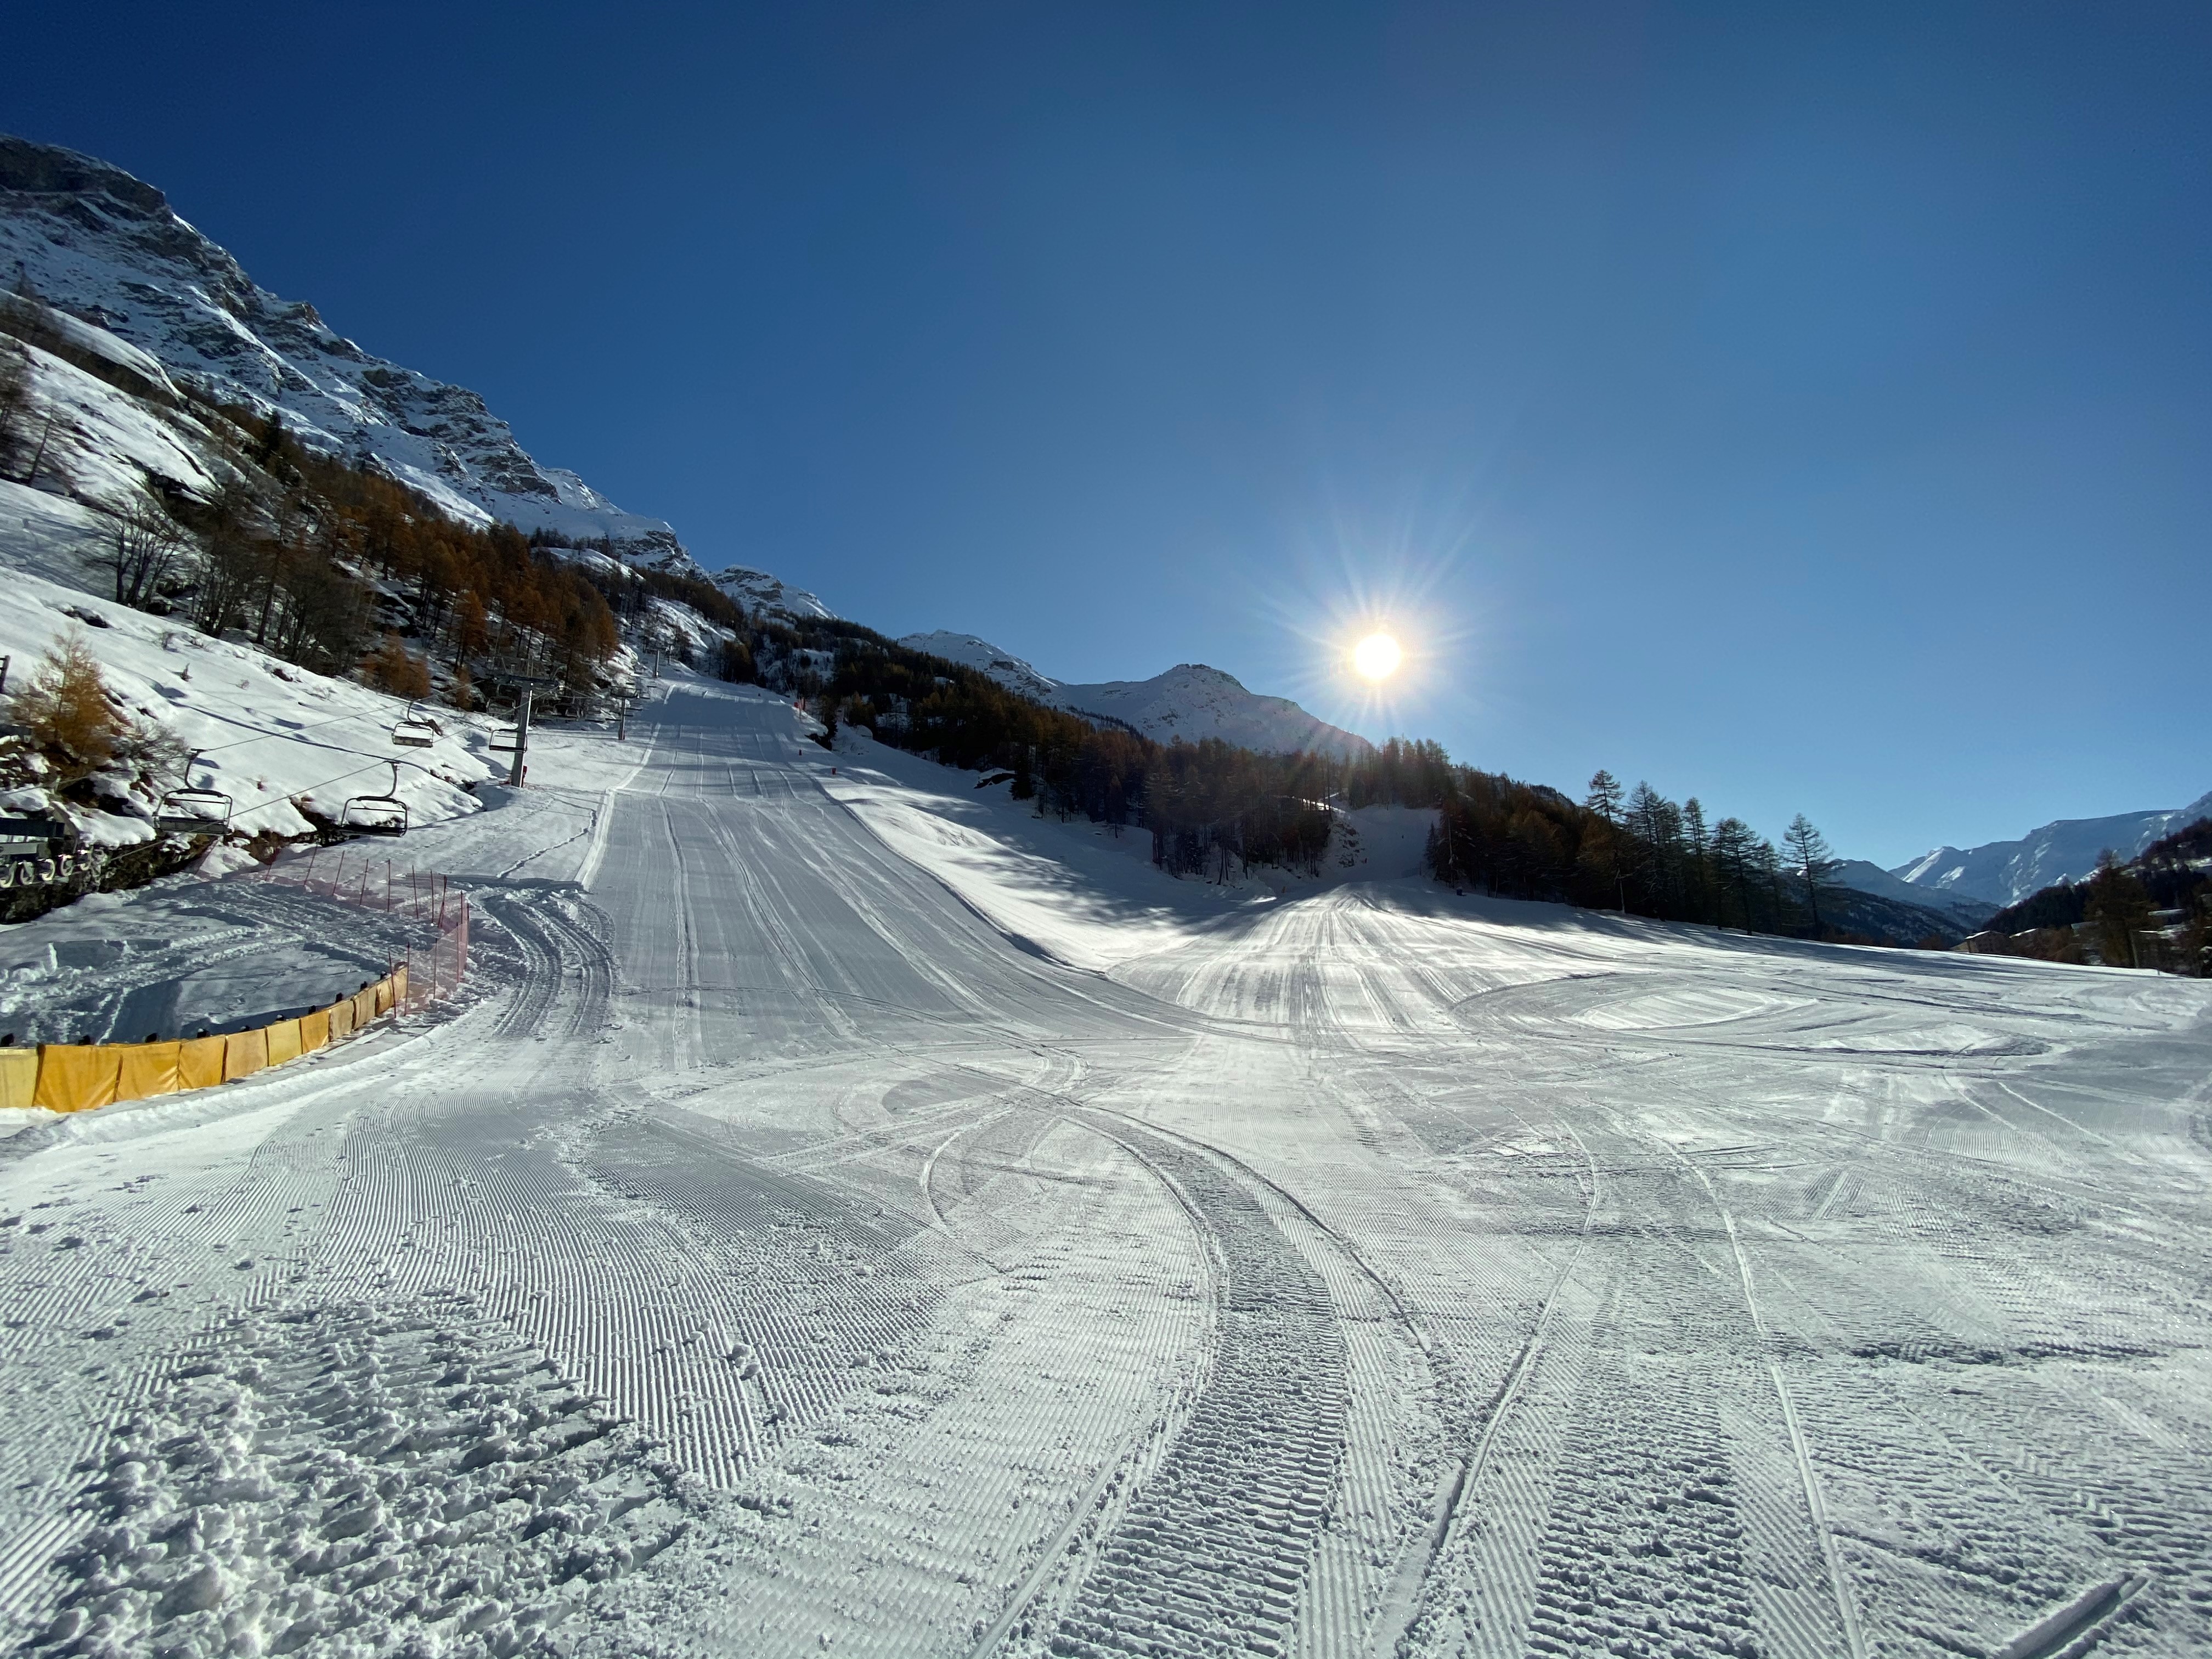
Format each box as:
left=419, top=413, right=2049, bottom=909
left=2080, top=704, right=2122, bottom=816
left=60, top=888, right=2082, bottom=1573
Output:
left=509, top=687, right=532, bottom=787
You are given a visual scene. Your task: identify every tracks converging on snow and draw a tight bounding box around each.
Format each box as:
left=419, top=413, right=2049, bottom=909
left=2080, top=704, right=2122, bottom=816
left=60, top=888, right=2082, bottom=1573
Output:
left=1, top=682, right=2207, bottom=1659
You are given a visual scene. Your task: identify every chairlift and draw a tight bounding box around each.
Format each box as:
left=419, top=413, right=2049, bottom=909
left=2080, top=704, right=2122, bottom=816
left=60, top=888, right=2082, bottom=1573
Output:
left=0, top=816, right=60, bottom=889
left=156, top=752, right=234, bottom=837
left=341, top=761, right=410, bottom=838
left=392, top=706, right=439, bottom=749
left=488, top=723, right=520, bottom=754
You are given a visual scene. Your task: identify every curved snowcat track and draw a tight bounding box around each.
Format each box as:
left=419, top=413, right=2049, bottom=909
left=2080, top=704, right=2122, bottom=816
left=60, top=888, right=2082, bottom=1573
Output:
left=1040, top=1115, right=1348, bottom=1659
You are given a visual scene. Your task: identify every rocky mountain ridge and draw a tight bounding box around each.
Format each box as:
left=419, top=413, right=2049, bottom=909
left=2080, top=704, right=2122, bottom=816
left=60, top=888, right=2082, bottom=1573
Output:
left=1888, top=789, right=2212, bottom=909
left=0, top=133, right=689, bottom=564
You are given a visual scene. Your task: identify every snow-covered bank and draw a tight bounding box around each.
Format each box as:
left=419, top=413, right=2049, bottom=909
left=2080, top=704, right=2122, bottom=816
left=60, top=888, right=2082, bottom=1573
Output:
left=0, top=553, right=493, bottom=849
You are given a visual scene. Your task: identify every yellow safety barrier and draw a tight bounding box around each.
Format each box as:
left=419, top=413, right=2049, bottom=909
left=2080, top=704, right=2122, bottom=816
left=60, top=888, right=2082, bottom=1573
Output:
left=224, top=1027, right=269, bottom=1081
left=179, top=1036, right=226, bottom=1091
left=116, top=1041, right=183, bottom=1102
left=33, top=1045, right=123, bottom=1113
left=0, top=1050, right=36, bottom=1110
left=4, top=972, right=406, bottom=1114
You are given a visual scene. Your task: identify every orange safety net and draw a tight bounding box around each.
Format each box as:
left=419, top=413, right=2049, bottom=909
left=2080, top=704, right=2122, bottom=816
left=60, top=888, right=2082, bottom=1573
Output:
left=223, top=1027, right=269, bottom=1081
left=352, top=988, right=377, bottom=1029
left=115, top=1041, right=183, bottom=1103
left=266, top=1019, right=302, bottom=1068
left=393, top=964, right=409, bottom=1006
left=328, top=998, right=354, bottom=1040
left=178, top=1036, right=226, bottom=1091
left=373, top=976, right=394, bottom=1016
left=34, top=1045, right=122, bottom=1113
left=0, top=1049, right=36, bottom=1110
left=299, top=1009, right=330, bottom=1053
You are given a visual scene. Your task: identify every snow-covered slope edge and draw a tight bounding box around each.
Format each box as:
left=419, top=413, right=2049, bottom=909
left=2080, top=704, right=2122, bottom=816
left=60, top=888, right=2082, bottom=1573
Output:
left=899, top=631, right=1373, bottom=759
left=1891, top=789, right=2212, bottom=909
left=0, top=134, right=693, bottom=568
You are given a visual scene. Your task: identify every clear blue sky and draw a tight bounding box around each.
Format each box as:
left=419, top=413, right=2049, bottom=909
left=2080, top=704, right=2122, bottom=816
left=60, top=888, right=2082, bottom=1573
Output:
left=13, top=2, right=2209, bottom=865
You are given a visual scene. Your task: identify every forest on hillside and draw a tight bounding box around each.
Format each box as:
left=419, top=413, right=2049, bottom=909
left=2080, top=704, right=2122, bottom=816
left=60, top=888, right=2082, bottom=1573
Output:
left=8, top=280, right=1881, bottom=948
left=2, top=289, right=622, bottom=707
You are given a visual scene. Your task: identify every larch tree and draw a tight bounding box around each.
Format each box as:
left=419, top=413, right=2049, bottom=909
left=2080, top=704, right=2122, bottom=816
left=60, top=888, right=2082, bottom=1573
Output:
left=1782, top=814, right=1838, bottom=937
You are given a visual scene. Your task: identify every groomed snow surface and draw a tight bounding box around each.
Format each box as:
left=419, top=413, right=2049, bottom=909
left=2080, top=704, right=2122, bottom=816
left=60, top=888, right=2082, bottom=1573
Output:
left=1, top=677, right=2208, bottom=1659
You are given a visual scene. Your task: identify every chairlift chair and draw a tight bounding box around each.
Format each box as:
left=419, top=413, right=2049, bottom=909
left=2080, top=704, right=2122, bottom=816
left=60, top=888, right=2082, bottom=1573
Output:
left=156, top=752, right=234, bottom=837
left=0, top=816, right=46, bottom=889
left=488, top=723, right=520, bottom=754
left=392, top=707, right=439, bottom=748
left=341, top=762, right=410, bottom=838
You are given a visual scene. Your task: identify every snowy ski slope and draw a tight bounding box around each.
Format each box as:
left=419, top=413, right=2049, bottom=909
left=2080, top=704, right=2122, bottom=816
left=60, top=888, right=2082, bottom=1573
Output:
left=0, top=678, right=2207, bottom=1659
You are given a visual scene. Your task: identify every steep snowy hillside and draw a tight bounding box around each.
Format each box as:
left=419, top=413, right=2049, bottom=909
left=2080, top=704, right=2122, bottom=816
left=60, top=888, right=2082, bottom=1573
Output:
left=713, top=565, right=836, bottom=620
left=899, top=631, right=1374, bottom=758
left=1892, top=788, right=2212, bottom=907
left=899, top=630, right=1064, bottom=704
left=0, top=134, right=690, bottom=564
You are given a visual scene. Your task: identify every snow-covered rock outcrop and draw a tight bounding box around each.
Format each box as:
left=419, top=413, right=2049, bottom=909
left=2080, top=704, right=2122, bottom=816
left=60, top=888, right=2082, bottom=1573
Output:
left=899, top=631, right=1063, bottom=704
left=0, top=133, right=689, bottom=564
left=1889, top=788, right=2212, bottom=907
left=713, top=566, right=836, bottom=621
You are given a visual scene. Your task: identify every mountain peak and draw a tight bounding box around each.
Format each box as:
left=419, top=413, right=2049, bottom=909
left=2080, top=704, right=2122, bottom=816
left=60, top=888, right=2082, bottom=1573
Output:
left=0, top=135, right=169, bottom=218
left=896, top=633, right=1370, bottom=758
left=0, top=131, right=685, bottom=563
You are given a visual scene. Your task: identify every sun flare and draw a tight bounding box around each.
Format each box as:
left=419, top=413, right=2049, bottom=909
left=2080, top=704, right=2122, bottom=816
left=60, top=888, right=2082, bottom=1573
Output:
left=1352, top=631, right=1403, bottom=681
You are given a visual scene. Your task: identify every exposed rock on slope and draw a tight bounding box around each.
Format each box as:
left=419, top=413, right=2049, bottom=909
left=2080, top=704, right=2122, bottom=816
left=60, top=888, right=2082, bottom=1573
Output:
left=0, top=133, right=687, bottom=563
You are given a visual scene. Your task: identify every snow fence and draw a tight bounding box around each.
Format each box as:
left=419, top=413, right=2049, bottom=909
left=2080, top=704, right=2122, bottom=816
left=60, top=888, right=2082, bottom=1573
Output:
left=0, top=967, right=405, bottom=1112
left=0, top=848, right=469, bottom=1114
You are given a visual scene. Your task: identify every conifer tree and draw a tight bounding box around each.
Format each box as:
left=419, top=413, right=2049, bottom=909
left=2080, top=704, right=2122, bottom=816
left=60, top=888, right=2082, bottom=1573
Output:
left=1683, top=797, right=1713, bottom=922
left=2084, top=849, right=2155, bottom=967
left=1782, top=814, right=1838, bottom=937
left=1584, top=770, right=1623, bottom=824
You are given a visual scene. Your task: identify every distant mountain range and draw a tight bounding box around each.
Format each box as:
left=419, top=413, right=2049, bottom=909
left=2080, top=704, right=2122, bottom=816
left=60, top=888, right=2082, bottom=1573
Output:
left=1827, top=861, right=1997, bottom=930
left=1876, top=791, right=2212, bottom=909
left=899, top=631, right=1373, bottom=759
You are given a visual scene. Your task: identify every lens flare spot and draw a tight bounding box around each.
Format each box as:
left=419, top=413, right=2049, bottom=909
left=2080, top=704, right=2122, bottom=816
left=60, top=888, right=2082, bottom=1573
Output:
left=1352, top=633, right=1402, bottom=681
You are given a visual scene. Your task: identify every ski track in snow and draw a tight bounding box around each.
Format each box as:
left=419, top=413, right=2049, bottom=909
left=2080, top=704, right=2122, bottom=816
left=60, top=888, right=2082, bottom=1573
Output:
left=1, top=675, right=2208, bottom=1658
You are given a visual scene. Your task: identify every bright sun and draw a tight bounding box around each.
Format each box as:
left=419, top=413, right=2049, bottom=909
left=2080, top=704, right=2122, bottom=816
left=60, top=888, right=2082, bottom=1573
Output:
left=1352, top=632, right=1403, bottom=681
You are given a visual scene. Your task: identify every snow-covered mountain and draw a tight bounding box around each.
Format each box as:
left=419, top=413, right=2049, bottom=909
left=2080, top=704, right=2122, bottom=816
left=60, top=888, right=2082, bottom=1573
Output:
left=1060, top=664, right=1372, bottom=759
left=1888, top=788, right=2212, bottom=908
left=899, top=632, right=1374, bottom=759
left=900, top=631, right=1064, bottom=704
left=1829, top=859, right=1996, bottom=929
left=713, top=566, right=836, bottom=621
left=0, top=134, right=689, bottom=565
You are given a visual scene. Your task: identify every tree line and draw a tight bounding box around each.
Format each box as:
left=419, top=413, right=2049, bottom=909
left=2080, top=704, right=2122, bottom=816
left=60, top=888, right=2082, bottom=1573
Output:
left=689, top=601, right=1856, bottom=928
